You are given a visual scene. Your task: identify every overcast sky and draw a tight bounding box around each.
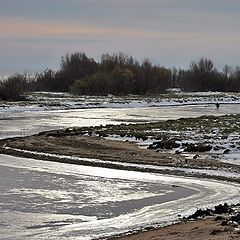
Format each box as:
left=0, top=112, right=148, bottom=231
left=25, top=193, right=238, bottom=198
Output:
left=1, top=0, right=240, bottom=73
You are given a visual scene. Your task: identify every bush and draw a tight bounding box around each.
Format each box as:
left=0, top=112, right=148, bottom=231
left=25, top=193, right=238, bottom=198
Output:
left=0, top=74, right=28, bottom=101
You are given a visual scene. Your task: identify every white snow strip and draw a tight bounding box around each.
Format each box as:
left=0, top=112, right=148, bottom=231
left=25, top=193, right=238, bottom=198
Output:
left=3, top=146, right=240, bottom=180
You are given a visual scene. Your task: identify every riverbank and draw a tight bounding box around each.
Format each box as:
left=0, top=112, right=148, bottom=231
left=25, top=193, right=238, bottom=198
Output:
left=108, top=203, right=240, bottom=240
left=1, top=123, right=240, bottom=180
left=114, top=215, right=240, bottom=240
left=1, top=134, right=240, bottom=182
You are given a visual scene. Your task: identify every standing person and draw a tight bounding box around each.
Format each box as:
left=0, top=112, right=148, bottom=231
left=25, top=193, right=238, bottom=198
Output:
left=215, top=102, right=220, bottom=109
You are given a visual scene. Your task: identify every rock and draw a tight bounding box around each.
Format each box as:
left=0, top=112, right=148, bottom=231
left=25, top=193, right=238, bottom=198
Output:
left=187, top=208, right=213, bottom=219
left=230, top=214, right=240, bottom=224
left=221, top=136, right=228, bottom=140
left=147, top=144, right=155, bottom=149
left=65, top=128, right=71, bottom=133
left=175, top=150, right=182, bottom=154
left=141, top=136, right=148, bottom=141
left=148, top=139, right=180, bottom=150
left=214, top=203, right=232, bottom=214
left=228, top=221, right=239, bottom=227
left=213, top=145, right=224, bottom=151
left=223, top=149, right=231, bottom=154
left=188, top=204, right=234, bottom=224
left=184, top=143, right=212, bottom=152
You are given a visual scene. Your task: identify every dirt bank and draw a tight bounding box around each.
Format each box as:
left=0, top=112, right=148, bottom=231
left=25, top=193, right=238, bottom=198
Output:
left=115, top=216, right=240, bottom=240
left=1, top=133, right=238, bottom=170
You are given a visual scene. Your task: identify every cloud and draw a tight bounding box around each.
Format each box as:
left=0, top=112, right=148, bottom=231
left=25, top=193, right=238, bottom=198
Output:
left=0, top=17, right=152, bottom=39
left=0, top=18, right=109, bottom=38
left=2, top=17, right=240, bottom=43
left=0, top=17, right=201, bottom=40
left=1, top=0, right=240, bottom=73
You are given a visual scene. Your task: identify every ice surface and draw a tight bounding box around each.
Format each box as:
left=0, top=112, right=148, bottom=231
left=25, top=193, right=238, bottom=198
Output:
left=0, top=154, right=240, bottom=240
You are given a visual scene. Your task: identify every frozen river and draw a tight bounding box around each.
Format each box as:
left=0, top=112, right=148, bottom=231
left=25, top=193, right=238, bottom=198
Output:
left=1, top=154, right=240, bottom=240
left=0, top=103, right=240, bottom=139
left=0, top=103, right=240, bottom=239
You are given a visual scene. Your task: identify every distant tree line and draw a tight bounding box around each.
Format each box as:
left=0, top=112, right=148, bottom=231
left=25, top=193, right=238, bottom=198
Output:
left=1, top=52, right=240, bottom=100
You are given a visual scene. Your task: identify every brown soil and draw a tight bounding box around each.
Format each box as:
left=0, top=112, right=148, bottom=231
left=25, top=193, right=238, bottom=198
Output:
left=1, top=134, right=238, bottom=171
left=1, top=135, right=175, bottom=165
left=115, top=217, right=240, bottom=240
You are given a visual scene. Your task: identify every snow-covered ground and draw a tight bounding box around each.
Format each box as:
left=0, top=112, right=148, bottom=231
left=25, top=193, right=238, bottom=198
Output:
left=0, top=91, right=240, bottom=113
left=102, top=113, right=240, bottom=166
left=107, top=132, right=240, bottom=165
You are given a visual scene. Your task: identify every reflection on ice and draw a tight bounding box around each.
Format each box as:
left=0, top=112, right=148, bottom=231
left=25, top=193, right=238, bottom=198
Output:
left=1, top=104, right=240, bottom=139
left=0, top=154, right=240, bottom=239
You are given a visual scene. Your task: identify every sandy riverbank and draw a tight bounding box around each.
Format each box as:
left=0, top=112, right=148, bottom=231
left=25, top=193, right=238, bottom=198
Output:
left=0, top=133, right=238, bottom=170
left=114, top=216, right=240, bottom=240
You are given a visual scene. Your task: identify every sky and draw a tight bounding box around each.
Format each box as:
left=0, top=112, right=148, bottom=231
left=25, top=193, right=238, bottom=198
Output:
left=0, top=0, right=240, bottom=73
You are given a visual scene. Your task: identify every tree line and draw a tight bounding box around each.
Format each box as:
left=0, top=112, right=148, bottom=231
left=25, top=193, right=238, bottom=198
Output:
left=1, top=52, right=240, bottom=100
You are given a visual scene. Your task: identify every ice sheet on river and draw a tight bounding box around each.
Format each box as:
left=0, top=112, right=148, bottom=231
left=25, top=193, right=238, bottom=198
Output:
left=1, top=103, right=240, bottom=140
left=0, top=154, right=240, bottom=240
